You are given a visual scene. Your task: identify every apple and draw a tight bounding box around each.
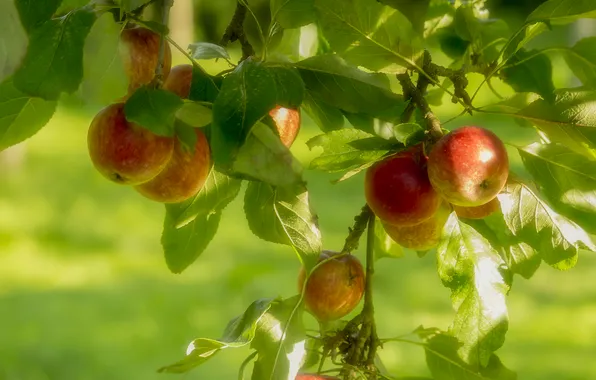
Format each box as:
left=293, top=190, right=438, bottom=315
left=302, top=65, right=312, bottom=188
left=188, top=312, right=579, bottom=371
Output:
left=295, top=374, right=339, bottom=380
left=452, top=197, right=500, bottom=219
left=163, top=64, right=193, bottom=98
left=427, top=126, right=509, bottom=207
left=87, top=103, right=174, bottom=185
left=269, top=105, right=301, bottom=148
left=134, top=128, right=211, bottom=203
left=382, top=202, right=451, bottom=251
left=365, top=147, right=441, bottom=226
left=119, top=26, right=172, bottom=94
left=298, top=250, right=365, bottom=322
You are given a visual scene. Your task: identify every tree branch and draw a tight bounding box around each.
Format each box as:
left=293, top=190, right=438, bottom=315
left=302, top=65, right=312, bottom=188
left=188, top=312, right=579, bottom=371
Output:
left=220, top=0, right=255, bottom=62
left=342, top=205, right=373, bottom=254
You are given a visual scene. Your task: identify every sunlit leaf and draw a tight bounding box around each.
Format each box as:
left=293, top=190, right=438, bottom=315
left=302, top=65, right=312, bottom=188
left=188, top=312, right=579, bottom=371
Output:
left=374, top=218, right=405, bottom=260
left=0, top=0, right=28, bottom=83
left=271, top=0, right=316, bottom=29
left=502, top=22, right=548, bottom=63
left=189, top=42, right=231, bottom=61
left=563, top=37, right=596, bottom=88
left=527, top=0, right=596, bottom=24
left=377, top=0, right=431, bottom=32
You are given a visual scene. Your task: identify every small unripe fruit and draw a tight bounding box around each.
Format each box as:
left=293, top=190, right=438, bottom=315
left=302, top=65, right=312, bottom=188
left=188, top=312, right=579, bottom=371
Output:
left=298, top=251, right=364, bottom=322
left=383, top=203, right=451, bottom=251
left=365, top=148, right=441, bottom=226
left=453, top=197, right=500, bottom=219
left=87, top=103, right=174, bottom=185
left=269, top=105, right=301, bottom=148
left=427, top=126, right=509, bottom=207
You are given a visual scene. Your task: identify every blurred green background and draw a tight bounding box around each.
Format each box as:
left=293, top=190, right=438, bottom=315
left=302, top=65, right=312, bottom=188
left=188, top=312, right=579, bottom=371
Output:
left=1, top=0, right=596, bottom=379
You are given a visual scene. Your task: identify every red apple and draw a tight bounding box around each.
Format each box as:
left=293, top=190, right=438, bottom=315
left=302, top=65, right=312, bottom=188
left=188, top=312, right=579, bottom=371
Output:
left=269, top=105, right=301, bottom=147
left=296, top=374, right=339, bottom=380
left=365, top=147, right=441, bottom=226
left=87, top=103, right=174, bottom=185
left=383, top=202, right=451, bottom=251
left=119, top=26, right=172, bottom=94
left=134, top=128, right=211, bottom=203
left=163, top=64, right=193, bottom=98
left=452, top=196, right=500, bottom=219
left=427, top=126, right=509, bottom=207
left=298, top=251, right=365, bottom=322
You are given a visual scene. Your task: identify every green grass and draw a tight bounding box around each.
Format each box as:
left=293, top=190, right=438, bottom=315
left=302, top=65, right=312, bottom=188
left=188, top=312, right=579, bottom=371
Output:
left=1, top=91, right=595, bottom=380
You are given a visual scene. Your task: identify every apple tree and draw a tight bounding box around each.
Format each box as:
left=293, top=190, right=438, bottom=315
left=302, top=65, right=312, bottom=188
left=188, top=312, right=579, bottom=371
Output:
left=1, top=0, right=596, bottom=379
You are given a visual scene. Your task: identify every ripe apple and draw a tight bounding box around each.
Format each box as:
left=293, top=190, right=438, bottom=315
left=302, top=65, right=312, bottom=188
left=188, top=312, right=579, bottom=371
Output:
left=383, top=202, right=451, bottom=251
left=119, top=26, right=172, bottom=94
left=452, top=197, right=500, bottom=219
left=365, top=147, right=441, bottom=226
left=298, top=250, right=365, bottom=322
left=427, top=126, right=509, bottom=207
left=269, top=105, right=301, bottom=148
left=87, top=103, right=174, bottom=185
left=163, top=64, right=193, bottom=98
left=134, top=128, right=211, bottom=203
left=295, top=374, right=339, bottom=380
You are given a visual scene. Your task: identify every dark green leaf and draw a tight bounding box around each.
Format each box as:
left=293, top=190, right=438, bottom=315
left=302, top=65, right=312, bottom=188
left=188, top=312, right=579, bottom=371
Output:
left=158, top=298, right=276, bottom=373
left=271, top=0, right=316, bottom=29
left=15, top=0, right=62, bottom=33
left=496, top=181, right=596, bottom=269
left=0, top=77, right=57, bottom=151
left=0, top=0, right=28, bottom=82
left=314, top=0, right=423, bottom=72
left=251, top=296, right=307, bottom=380
left=189, top=42, right=231, bottom=61
left=563, top=37, right=596, bottom=88
left=501, top=49, right=555, bottom=101
left=189, top=66, right=221, bottom=103
left=519, top=143, right=596, bottom=234
left=377, top=0, right=431, bottom=32
left=527, top=0, right=596, bottom=24
left=79, top=12, right=128, bottom=104
left=423, top=332, right=517, bottom=380
left=124, top=86, right=183, bottom=137
left=166, top=169, right=242, bottom=228
left=342, top=102, right=408, bottom=139
left=301, top=93, right=345, bottom=132
left=437, top=213, right=511, bottom=366
left=516, top=89, right=596, bottom=159
left=13, top=6, right=97, bottom=100
left=306, top=129, right=390, bottom=173
left=161, top=212, right=221, bottom=274
left=454, top=6, right=479, bottom=42
left=118, top=0, right=152, bottom=12
left=296, top=54, right=402, bottom=114
left=502, top=22, right=548, bottom=63
left=265, top=64, right=305, bottom=108
left=244, top=182, right=322, bottom=269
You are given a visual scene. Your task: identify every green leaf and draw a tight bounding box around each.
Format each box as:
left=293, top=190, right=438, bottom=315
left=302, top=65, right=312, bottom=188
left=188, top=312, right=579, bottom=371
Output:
left=516, top=89, right=596, bottom=159
left=314, top=0, right=423, bottom=72
left=502, top=22, right=548, bottom=63
left=423, top=332, right=517, bottom=380
left=118, top=0, right=152, bottom=12
left=233, top=122, right=304, bottom=187
left=189, top=42, right=231, bottom=61
left=250, top=296, right=307, bottom=380
left=211, top=60, right=303, bottom=166
left=497, top=181, right=595, bottom=270
left=13, top=6, right=97, bottom=100
left=454, top=6, right=479, bottom=42
left=391, top=123, right=425, bottom=145
left=519, top=143, right=596, bottom=234
left=306, top=129, right=390, bottom=173
left=15, top=0, right=62, bottom=33
left=563, top=37, right=596, bottom=88
left=174, top=120, right=198, bottom=153
left=501, top=49, right=555, bottom=101
left=158, top=298, right=276, bottom=373
left=301, top=92, right=345, bottom=132
left=79, top=12, right=128, bottom=104
left=244, top=182, right=322, bottom=269
left=124, top=86, right=183, bottom=137
left=166, top=169, right=242, bottom=229
left=176, top=102, right=213, bottom=128
left=189, top=66, right=221, bottom=103
left=377, top=0, right=431, bottom=32
left=0, top=0, right=28, bottom=83
left=161, top=211, right=221, bottom=274
left=0, top=77, right=57, bottom=151
left=296, top=54, right=402, bottom=114
left=527, top=0, right=596, bottom=24
left=374, top=218, right=404, bottom=260
left=437, top=213, right=511, bottom=367
left=271, top=0, right=316, bottom=29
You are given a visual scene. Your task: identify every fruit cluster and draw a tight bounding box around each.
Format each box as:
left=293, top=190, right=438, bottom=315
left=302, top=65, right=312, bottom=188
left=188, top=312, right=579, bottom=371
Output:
left=87, top=26, right=301, bottom=204
left=366, top=126, right=509, bottom=251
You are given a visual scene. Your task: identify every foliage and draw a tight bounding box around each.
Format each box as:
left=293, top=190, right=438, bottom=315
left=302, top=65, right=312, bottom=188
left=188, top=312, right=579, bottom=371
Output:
left=1, top=0, right=596, bottom=379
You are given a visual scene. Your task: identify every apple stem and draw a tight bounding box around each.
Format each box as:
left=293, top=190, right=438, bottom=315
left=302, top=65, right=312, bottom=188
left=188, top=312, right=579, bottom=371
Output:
left=221, top=1, right=255, bottom=62
left=154, top=0, right=173, bottom=87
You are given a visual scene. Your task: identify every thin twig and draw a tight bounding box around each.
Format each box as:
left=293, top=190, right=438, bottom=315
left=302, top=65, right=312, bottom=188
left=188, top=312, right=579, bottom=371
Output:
left=342, top=205, right=373, bottom=254
left=154, top=0, right=172, bottom=86
left=220, top=0, right=255, bottom=62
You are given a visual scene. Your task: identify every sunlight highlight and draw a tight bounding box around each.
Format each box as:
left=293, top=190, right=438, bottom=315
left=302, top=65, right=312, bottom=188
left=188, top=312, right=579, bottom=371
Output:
left=479, top=149, right=494, bottom=163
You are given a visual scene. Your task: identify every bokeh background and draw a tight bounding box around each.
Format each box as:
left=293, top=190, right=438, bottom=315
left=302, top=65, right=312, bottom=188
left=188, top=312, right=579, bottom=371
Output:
left=1, top=0, right=595, bottom=379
